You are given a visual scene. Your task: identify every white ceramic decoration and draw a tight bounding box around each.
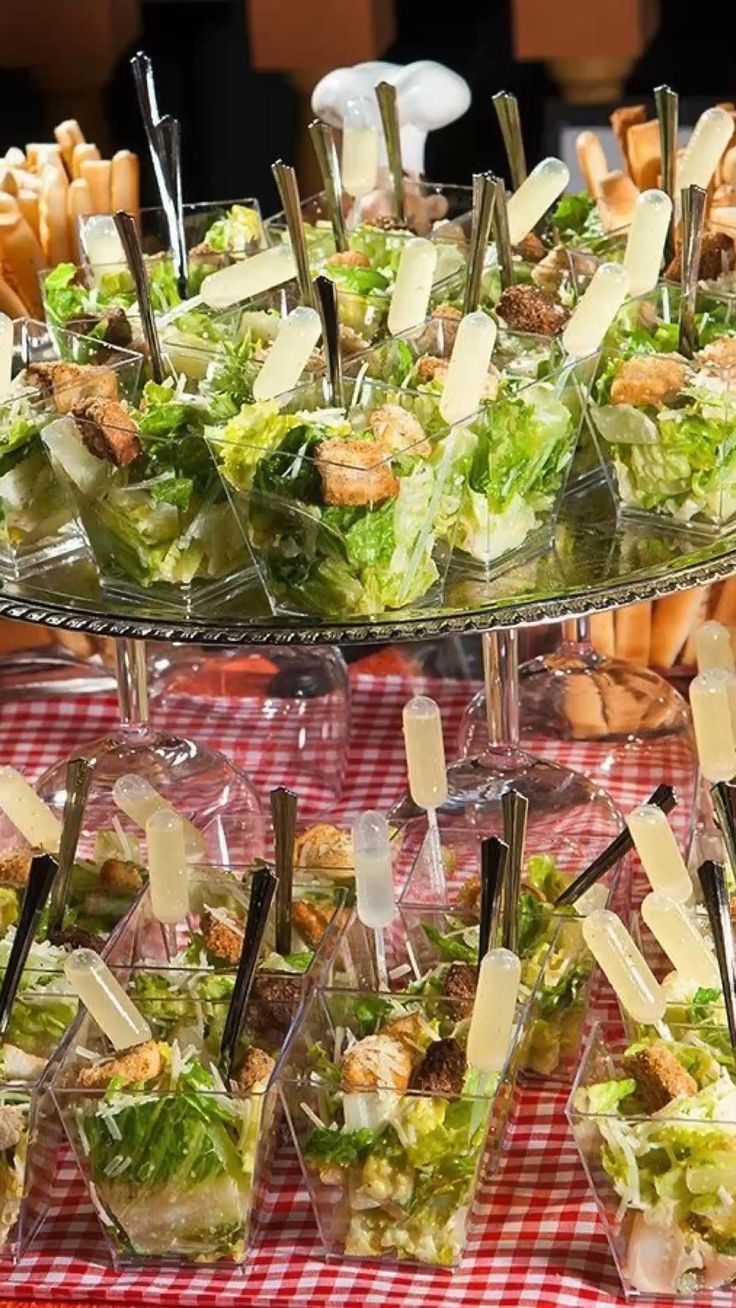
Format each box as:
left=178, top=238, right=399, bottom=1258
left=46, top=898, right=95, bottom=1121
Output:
left=312, top=60, right=471, bottom=176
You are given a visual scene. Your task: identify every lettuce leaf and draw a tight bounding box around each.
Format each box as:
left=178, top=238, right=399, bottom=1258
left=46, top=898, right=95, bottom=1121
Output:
left=304, top=1126, right=374, bottom=1166
left=216, top=402, right=304, bottom=492
left=203, top=205, right=262, bottom=255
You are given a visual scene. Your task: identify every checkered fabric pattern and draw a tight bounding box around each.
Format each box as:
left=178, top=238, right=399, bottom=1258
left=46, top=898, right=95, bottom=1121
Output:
left=0, top=671, right=698, bottom=1308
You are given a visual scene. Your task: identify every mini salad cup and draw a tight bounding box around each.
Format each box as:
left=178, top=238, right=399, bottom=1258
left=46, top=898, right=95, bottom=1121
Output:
left=265, top=186, right=468, bottom=346
left=79, top=197, right=265, bottom=266
left=444, top=352, right=596, bottom=578
left=348, top=314, right=563, bottom=392
left=160, top=284, right=305, bottom=392
left=0, top=1062, right=62, bottom=1263
left=106, top=861, right=347, bottom=1040
left=399, top=828, right=628, bottom=1083
left=0, top=321, right=142, bottom=578
left=567, top=1023, right=736, bottom=1298
left=209, top=375, right=466, bottom=619
left=42, top=379, right=254, bottom=614
left=279, top=986, right=525, bottom=1268
left=589, top=317, right=736, bottom=535
left=51, top=998, right=280, bottom=1266
left=42, top=199, right=266, bottom=345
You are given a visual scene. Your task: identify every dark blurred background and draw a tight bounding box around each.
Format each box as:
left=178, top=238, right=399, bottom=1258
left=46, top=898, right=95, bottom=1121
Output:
left=2, top=0, right=736, bottom=214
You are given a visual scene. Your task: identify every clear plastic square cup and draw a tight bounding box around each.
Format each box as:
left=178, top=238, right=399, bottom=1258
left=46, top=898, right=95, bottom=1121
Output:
left=160, top=284, right=305, bottom=390
left=567, top=1022, right=736, bottom=1298
left=264, top=184, right=470, bottom=346
left=0, top=1062, right=63, bottom=1263
left=209, top=374, right=468, bottom=619
left=398, top=826, right=628, bottom=1083
left=278, top=985, right=526, bottom=1268
left=346, top=313, right=563, bottom=392
left=344, top=341, right=596, bottom=582
left=105, top=861, right=347, bottom=1049
left=42, top=388, right=255, bottom=615
left=77, top=196, right=265, bottom=280
left=51, top=996, right=280, bottom=1266
left=0, top=320, right=142, bottom=579
left=589, top=281, right=736, bottom=534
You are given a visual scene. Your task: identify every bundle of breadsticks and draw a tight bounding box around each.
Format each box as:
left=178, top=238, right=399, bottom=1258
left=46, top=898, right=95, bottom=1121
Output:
left=0, top=118, right=139, bottom=319
left=576, top=102, right=736, bottom=236
left=590, top=578, right=736, bottom=670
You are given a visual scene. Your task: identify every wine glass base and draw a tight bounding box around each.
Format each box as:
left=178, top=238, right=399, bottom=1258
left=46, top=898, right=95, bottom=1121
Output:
left=459, top=649, right=697, bottom=829
left=146, top=644, right=350, bottom=807
left=36, top=727, right=264, bottom=866
left=389, top=746, right=623, bottom=847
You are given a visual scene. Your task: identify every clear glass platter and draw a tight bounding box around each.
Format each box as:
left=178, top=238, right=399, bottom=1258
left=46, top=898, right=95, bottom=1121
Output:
left=2, top=486, right=735, bottom=645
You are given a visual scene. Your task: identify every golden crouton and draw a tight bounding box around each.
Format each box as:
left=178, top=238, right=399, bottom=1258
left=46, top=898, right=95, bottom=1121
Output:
left=291, top=899, right=334, bottom=950
left=235, top=1045, right=275, bottom=1092
left=695, top=335, right=736, bottom=379
left=0, top=1105, right=24, bottom=1152
left=0, top=847, right=32, bottom=887
left=25, top=361, right=119, bottom=415
left=200, top=910, right=243, bottom=966
left=458, top=875, right=481, bottom=909
left=610, top=355, right=688, bottom=408
left=295, top=823, right=354, bottom=878
left=328, top=249, right=370, bottom=268
left=78, top=1039, right=163, bottom=1089
left=339, top=324, right=370, bottom=357
left=341, top=1033, right=412, bottom=1092
left=417, top=355, right=448, bottom=383
left=383, top=1011, right=425, bottom=1049
left=497, top=285, right=569, bottom=337
left=369, top=404, right=431, bottom=457
left=98, top=858, right=143, bottom=895
left=665, top=231, right=735, bottom=283
left=73, top=398, right=141, bottom=467
left=514, top=232, right=547, bottom=263
left=623, top=1042, right=697, bottom=1112
left=316, top=437, right=399, bottom=507
left=411, top=1037, right=466, bottom=1095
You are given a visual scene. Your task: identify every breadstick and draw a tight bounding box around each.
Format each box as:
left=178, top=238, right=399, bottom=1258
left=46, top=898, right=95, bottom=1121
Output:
left=9, top=168, right=41, bottom=194
left=67, top=177, right=94, bottom=260
left=626, top=121, right=661, bottom=191
left=610, top=105, right=647, bottom=174
left=576, top=130, right=609, bottom=197
left=615, top=601, right=652, bottom=665
left=3, top=148, right=25, bottom=168
left=80, top=158, right=112, bottom=213
left=54, top=119, right=85, bottom=173
left=17, top=190, right=40, bottom=239
left=0, top=194, right=18, bottom=216
left=590, top=611, right=615, bottom=657
left=111, top=150, right=140, bottom=218
left=34, top=144, right=64, bottom=175
left=685, top=591, right=716, bottom=669
left=0, top=268, right=28, bottom=318
left=39, top=165, right=72, bottom=265
left=721, top=146, right=736, bottom=188
left=71, top=142, right=100, bottom=180
left=650, top=588, right=708, bottom=668
left=597, top=170, right=639, bottom=231
left=0, top=172, right=17, bottom=197
left=0, top=211, right=46, bottom=317
left=713, top=576, right=736, bottom=627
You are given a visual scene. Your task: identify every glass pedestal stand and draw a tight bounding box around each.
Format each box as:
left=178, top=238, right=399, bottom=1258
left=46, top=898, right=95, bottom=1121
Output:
left=458, top=616, right=697, bottom=845
left=390, top=629, right=623, bottom=857
left=36, top=638, right=264, bottom=864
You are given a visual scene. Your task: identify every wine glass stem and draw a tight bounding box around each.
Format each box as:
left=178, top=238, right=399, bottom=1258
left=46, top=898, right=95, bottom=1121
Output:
left=561, top=616, right=591, bottom=646
left=115, top=639, right=149, bottom=730
left=483, top=629, right=519, bottom=747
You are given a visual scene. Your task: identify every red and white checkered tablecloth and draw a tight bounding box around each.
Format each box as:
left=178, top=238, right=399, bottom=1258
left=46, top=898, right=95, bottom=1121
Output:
left=0, top=671, right=699, bottom=1308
